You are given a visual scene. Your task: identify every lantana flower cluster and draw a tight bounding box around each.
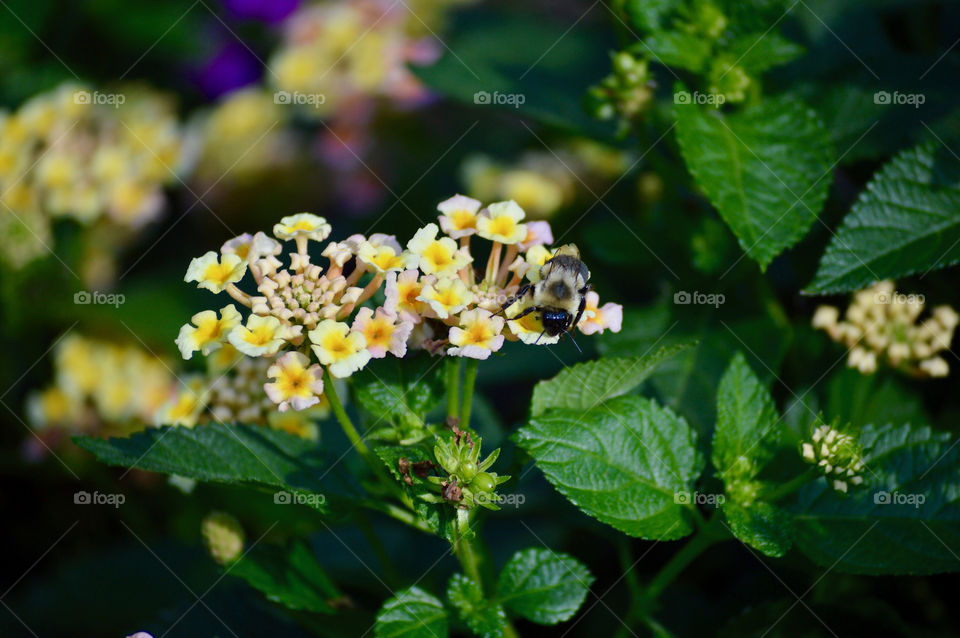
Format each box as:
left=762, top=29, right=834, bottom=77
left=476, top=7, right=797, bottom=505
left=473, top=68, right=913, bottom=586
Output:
left=25, top=335, right=174, bottom=441
left=0, top=83, right=182, bottom=271
left=813, top=280, right=958, bottom=377
left=172, top=199, right=622, bottom=426
left=801, top=422, right=865, bottom=493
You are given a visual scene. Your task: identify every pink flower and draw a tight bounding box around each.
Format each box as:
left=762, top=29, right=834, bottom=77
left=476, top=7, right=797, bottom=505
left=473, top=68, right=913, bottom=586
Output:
left=519, top=220, right=554, bottom=250
left=577, top=291, right=623, bottom=335
left=351, top=307, right=413, bottom=358
left=264, top=351, right=324, bottom=412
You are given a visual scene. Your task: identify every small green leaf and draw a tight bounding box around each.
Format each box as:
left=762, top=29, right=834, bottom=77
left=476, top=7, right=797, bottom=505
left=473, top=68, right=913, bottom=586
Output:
left=723, top=501, right=794, bottom=558
left=353, top=354, right=445, bottom=428
left=515, top=395, right=703, bottom=540
left=375, top=586, right=448, bottom=638
left=726, top=33, right=804, bottom=74
left=623, top=0, right=678, bottom=31
left=807, top=141, right=960, bottom=293
left=230, top=541, right=340, bottom=614
left=642, top=31, right=712, bottom=72
left=75, top=424, right=357, bottom=512
left=530, top=344, right=689, bottom=417
left=496, top=548, right=594, bottom=625
left=712, top=352, right=781, bottom=481
left=793, top=423, right=960, bottom=574
left=675, top=95, right=833, bottom=268
left=375, top=444, right=455, bottom=542
left=447, top=574, right=506, bottom=638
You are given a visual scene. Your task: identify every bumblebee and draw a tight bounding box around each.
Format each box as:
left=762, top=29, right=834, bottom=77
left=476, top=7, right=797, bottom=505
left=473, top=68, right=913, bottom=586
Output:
left=501, top=244, right=591, bottom=344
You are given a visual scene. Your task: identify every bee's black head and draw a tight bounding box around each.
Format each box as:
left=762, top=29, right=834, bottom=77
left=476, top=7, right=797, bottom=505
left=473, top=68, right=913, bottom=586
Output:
left=541, top=309, right=572, bottom=336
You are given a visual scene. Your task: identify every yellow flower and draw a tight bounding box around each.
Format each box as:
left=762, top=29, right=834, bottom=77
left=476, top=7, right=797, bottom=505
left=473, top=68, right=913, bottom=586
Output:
left=264, top=351, right=324, bottom=411
left=155, top=377, right=210, bottom=427
left=176, top=305, right=242, bottom=360
left=273, top=213, right=332, bottom=242
left=477, top=200, right=527, bottom=244
left=404, top=223, right=472, bottom=277
left=508, top=305, right=561, bottom=345
left=227, top=314, right=290, bottom=357
left=437, top=194, right=481, bottom=238
left=417, top=277, right=474, bottom=319
left=309, top=320, right=371, bottom=378
left=268, top=409, right=320, bottom=440
left=385, top=269, right=432, bottom=323
left=357, top=236, right=405, bottom=273
left=500, top=170, right=565, bottom=218
left=185, top=251, right=247, bottom=293
left=448, top=310, right=505, bottom=359
left=352, top=306, right=413, bottom=358
left=524, top=245, right=556, bottom=282
left=26, top=387, right=81, bottom=429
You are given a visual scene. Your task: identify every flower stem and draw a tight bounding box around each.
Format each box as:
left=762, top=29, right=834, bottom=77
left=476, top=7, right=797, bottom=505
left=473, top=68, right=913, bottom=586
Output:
left=446, top=357, right=461, bottom=422
left=644, top=518, right=727, bottom=601
left=764, top=469, right=818, bottom=502
left=459, top=358, right=479, bottom=430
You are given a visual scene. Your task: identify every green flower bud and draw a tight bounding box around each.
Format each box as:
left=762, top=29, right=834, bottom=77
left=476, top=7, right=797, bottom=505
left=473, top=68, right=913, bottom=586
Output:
left=472, top=472, right=496, bottom=493
left=459, top=460, right=478, bottom=481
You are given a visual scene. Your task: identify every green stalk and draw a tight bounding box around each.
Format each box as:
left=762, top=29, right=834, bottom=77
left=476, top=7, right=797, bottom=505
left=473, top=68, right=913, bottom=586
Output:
left=459, top=359, right=479, bottom=430
left=453, top=514, right=520, bottom=638
left=644, top=522, right=725, bottom=600
left=446, top=357, right=461, bottom=422
left=764, top=469, right=818, bottom=503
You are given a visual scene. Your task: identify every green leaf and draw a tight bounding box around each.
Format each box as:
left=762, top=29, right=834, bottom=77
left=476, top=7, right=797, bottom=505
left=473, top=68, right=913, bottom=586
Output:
left=353, top=354, right=445, bottom=429
left=825, top=368, right=928, bottom=429
left=807, top=141, right=960, bottom=293
left=727, top=33, right=804, bottom=74
left=75, top=423, right=356, bottom=512
left=793, top=423, right=960, bottom=574
left=375, top=444, right=456, bottom=542
left=723, top=501, right=794, bottom=558
left=515, top=395, right=703, bottom=539
left=712, top=352, right=781, bottom=480
left=230, top=541, right=340, bottom=614
left=530, top=344, right=689, bottom=417
left=623, top=0, right=678, bottom=31
left=675, top=95, right=834, bottom=268
left=496, top=548, right=593, bottom=625
left=376, top=586, right=449, bottom=638
left=643, top=31, right=712, bottom=72
left=447, top=574, right=506, bottom=638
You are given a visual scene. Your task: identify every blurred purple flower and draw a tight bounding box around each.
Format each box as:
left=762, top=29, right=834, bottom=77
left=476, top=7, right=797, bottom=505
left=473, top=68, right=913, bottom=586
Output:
left=222, top=0, right=300, bottom=23
left=192, top=40, right=262, bottom=99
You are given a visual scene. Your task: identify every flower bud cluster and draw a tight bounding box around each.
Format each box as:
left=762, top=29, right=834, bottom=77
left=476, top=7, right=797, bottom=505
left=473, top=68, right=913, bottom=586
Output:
left=801, top=423, right=865, bottom=493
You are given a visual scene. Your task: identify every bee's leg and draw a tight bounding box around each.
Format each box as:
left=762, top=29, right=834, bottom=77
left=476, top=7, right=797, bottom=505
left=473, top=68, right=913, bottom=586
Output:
left=496, top=283, right=532, bottom=317
left=506, top=305, right=538, bottom=322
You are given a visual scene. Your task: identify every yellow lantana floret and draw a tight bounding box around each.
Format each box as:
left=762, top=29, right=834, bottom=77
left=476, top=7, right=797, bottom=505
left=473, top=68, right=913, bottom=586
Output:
left=404, top=223, right=472, bottom=277
left=437, top=194, right=481, bottom=238
left=417, top=277, right=474, bottom=319
left=476, top=200, right=527, bottom=244
left=273, top=213, right=332, bottom=242
left=309, top=320, right=371, bottom=378
left=185, top=251, right=247, bottom=293
left=357, top=239, right=405, bottom=273
left=228, top=314, right=289, bottom=357
left=176, top=304, right=242, bottom=360
left=264, top=351, right=324, bottom=412
left=448, top=310, right=505, bottom=359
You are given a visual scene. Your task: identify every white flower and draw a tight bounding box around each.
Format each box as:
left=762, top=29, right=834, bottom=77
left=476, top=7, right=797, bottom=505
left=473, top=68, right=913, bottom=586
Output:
left=185, top=251, right=247, bottom=293
left=175, top=305, right=242, bottom=359
left=273, top=213, right=332, bottom=242
left=309, top=320, right=371, bottom=378
left=476, top=200, right=527, bottom=244
left=404, top=223, right=472, bottom=276
left=417, top=277, right=474, bottom=319
left=437, top=194, right=481, bottom=238
left=448, top=310, right=505, bottom=359
left=264, top=351, right=324, bottom=411
left=352, top=307, right=413, bottom=358
left=227, top=314, right=291, bottom=356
